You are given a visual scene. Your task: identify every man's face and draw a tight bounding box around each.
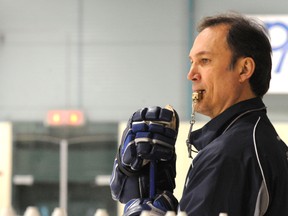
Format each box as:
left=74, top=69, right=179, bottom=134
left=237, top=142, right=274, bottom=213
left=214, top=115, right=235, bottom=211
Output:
left=188, top=24, right=246, bottom=118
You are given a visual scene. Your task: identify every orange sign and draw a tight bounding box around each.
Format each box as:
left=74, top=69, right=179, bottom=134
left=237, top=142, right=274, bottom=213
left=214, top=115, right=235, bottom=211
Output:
left=46, top=110, right=85, bottom=126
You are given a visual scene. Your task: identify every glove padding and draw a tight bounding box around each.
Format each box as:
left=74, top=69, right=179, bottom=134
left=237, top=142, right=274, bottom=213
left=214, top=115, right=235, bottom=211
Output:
left=110, top=156, right=176, bottom=203
left=123, top=191, right=178, bottom=216
left=119, top=105, right=179, bottom=171
left=110, top=105, right=179, bottom=203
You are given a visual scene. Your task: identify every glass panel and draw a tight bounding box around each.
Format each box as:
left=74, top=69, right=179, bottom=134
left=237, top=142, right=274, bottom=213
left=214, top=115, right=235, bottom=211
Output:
left=12, top=122, right=117, bottom=216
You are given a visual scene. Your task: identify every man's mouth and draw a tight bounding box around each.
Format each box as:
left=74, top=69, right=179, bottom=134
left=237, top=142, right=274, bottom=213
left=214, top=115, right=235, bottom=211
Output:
left=193, top=90, right=205, bottom=102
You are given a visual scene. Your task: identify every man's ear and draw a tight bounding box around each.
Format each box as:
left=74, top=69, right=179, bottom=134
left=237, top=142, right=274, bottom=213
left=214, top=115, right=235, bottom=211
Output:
left=239, top=57, right=255, bottom=82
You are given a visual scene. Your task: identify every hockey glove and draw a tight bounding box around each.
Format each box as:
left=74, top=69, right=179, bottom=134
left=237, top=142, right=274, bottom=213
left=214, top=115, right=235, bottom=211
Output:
left=123, top=191, right=178, bottom=216
left=120, top=105, right=179, bottom=170
left=110, top=105, right=179, bottom=203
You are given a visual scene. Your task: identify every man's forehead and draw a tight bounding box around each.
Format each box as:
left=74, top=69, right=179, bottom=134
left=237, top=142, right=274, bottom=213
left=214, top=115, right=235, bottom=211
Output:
left=190, top=25, right=229, bottom=56
left=189, top=50, right=213, bottom=58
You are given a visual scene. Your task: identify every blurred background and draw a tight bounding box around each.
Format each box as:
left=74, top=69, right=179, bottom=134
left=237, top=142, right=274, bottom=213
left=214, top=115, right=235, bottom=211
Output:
left=0, top=0, right=287, bottom=215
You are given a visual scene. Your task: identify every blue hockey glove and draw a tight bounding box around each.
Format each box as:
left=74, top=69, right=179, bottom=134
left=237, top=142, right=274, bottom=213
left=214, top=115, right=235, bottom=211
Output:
left=120, top=105, right=179, bottom=171
left=123, top=191, right=178, bottom=216
left=110, top=156, right=176, bottom=203
left=110, top=105, right=179, bottom=203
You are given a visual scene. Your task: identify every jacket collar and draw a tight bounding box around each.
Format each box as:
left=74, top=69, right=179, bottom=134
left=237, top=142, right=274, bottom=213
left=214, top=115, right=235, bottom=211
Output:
left=190, top=97, right=266, bottom=151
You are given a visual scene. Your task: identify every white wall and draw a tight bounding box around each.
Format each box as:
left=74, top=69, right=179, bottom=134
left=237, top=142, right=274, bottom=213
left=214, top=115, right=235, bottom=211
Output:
left=0, top=0, right=287, bottom=123
left=0, top=122, right=12, bottom=208
left=0, top=0, right=189, bottom=122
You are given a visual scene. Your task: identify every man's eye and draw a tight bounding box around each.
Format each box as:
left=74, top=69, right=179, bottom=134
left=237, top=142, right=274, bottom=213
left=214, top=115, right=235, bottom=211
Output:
left=201, top=58, right=210, bottom=64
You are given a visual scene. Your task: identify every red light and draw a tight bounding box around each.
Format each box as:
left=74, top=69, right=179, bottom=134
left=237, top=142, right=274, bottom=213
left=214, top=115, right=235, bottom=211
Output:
left=70, top=114, right=78, bottom=123
left=46, top=110, right=84, bottom=126
left=52, top=113, right=61, bottom=123
left=67, top=110, right=84, bottom=126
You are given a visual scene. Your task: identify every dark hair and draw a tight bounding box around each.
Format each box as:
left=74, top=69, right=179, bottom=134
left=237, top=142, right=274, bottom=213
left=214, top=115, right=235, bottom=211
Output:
left=197, top=12, right=272, bottom=97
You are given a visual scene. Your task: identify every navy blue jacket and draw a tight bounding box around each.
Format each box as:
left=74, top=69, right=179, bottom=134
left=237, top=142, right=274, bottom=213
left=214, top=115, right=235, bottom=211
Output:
left=180, top=97, right=288, bottom=216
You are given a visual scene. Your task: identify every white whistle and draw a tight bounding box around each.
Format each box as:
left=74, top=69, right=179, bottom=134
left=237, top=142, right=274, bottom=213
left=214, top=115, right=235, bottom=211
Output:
left=23, top=206, right=41, bottom=216
left=94, top=209, right=109, bottom=216
left=51, top=207, right=67, bottom=216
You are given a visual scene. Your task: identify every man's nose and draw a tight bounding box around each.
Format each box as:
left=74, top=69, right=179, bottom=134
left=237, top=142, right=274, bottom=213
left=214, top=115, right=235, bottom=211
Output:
left=187, top=65, right=200, bottom=81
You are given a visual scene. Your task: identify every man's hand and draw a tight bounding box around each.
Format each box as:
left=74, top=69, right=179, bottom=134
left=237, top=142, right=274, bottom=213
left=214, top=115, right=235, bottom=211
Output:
left=110, top=105, right=179, bottom=203
left=120, top=105, right=179, bottom=171
left=123, top=191, right=178, bottom=216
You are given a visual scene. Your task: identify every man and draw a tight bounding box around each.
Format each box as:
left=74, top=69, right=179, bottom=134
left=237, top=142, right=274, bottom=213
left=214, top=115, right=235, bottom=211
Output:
left=110, top=12, right=288, bottom=216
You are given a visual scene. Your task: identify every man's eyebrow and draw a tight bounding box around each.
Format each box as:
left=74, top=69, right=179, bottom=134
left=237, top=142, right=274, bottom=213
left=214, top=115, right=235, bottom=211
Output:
left=194, top=51, right=213, bottom=56
left=189, top=51, right=213, bottom=60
